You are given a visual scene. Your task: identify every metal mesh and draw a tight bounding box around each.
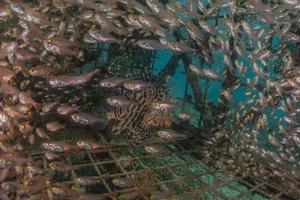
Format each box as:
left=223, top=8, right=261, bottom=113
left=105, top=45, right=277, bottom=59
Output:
left=22, top=41, right=299, bottom=200
left=27, top=130, right=297, bottom=200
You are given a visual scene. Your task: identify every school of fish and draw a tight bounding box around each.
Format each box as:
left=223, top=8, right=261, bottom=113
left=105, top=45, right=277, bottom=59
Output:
left=0, top=0, right=299, bottom=199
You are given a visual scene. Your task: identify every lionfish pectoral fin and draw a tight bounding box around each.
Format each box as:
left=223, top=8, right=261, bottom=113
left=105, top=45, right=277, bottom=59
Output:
left=127, top=129, right=144, bottom=149
left=126, top=128, right=152, bottom=149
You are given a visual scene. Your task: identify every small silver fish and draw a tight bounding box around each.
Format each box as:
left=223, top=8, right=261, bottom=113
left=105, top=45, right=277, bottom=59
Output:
left=123, top=80, right=153, bottom=91
left=189, top=64, right=223, bottom=81
left=0, top=112, right=8, bottom=125
left=178, top=111, right=191, bottom=120
left=4, top=106, right=27, bottom=120
left=45, top=151, right=60, bottom=160
left=0, top=66, right=15, bottom=83
left=0, top=82, right=19, bottom=97
left=49, top=162, right=74, bottom=172
left=71, top=112, right=106, bottom=126
left=100, top=77, right=128, bottom=88
left=137, top=39, right=164, bottom=50
left=18, top=91, right=40, bottom=108
left=48, top=68, right=100, bottom=87
left=36, top=127, right=50, bottom=140
left=88, top=29, right=121, bottom=43
left=46, top=121, right=66, bottom=132
left=76, top=140, right=105, bottom=150
left=144, top=144, right=170, bottom=155
left=0, top=159, right=14, bottom=169
left=16, top=104, right=31, bottom=114
left=157, top=129, right=187, bottom=140
left=151, top=100, right=178, bottom=110
left=28, top=65, right=55, bottom=77
left=18, top=121, right=34, bottom=134
left=106, top=96, right=136, bottom=107
left=146, top=0, right=164, bottom=13
left=112, top=177, right=138, bottom=188
left=74, top=177, right=98, bottom=186
left=42, top=142, right=72, bottom=153
left=57, top=104, right=78, bottom=115
left=42, top=102, right=59, bottom=113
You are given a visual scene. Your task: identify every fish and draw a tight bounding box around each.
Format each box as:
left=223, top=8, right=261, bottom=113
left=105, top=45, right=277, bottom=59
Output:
left=0, top=0, right=298, bottom=198
left=42, top=141, right=73, bottom=153
left=112, top=177, right=138, bottom=188
left=157, top=129, right=187, bottom=140
left=164, top=41, right=196, bottom=52
left=0, top=6, right=11, bottom=18
left=1, top=181, right=18, bottom=193
left=0, top=112, right=8, bottom=125
left=145, top=0, right=164, bottom=14
left=71, top=112, right=107, bottom=127
left=0, top=66, right=15, bottom=83
left=107, top=87, right=172, bottom=148
left=87, top=29, right=121, bottom=44
left=123, top=80, right=153, bottom=91
left=14, top=2, right=51, bottom=25
left=100, top=77, right=128, bottom=88
left=46, top=121, right=66, bottom=132
left=28, top=65, right=55, bottom=77
left=45, top=151, right=60, bottom=160
left=76, top=140, right=105, bottom=150
left=106, top=96, right=136, bottom=107
left=0, top=192, right=9, bottom=200
left=42, top=37, right=78, bottom=56
left=42, top=101, right=59, bottom=113
left=0, top=82, right=19, bottom=97
left=189, top=64, right=223, bottom=81
left=36, top=127, right=50, bottom=140
left=15, top=104, right=31, bottom=114
left=57, top=104, right=78, bottom=115
left=186, top=21, right=206, bottom=44
left=137, top=39, right=165, bottom=50
left=206, top=1, right=234, bottom=16
left=0, top=159, right=14, bottom=169
left=178, top=111, right=191, bottom=120
left=4, top=106, right=28, bottom=120
left=18, top=121, right=34, bottom=134
left=49, top=162, right=74, bottom=172
left=74, top=177, right=98, bottom=186
left=48, top=68, right=101, bottom=87
left=18, top=91, right=40, bottom=108
left=144, top=144, right=170, bottom=155
left=151, top=99, right=178, bottom=110
left=50, top=185, right=84, bottom=198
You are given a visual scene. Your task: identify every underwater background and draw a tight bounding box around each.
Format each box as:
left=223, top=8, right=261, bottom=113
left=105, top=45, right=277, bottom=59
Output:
left=0, top=0, right=299, bottom=199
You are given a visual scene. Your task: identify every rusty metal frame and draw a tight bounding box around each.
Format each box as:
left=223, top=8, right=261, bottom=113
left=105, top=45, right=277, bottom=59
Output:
left=27, top=131, right=298, bottom=200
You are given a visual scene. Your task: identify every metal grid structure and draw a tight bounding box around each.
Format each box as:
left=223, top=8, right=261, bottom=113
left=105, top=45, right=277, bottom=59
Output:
left=22, top=39, right=300, bottom=200
left=26, top=129, right=298, bottom=200
left=23, top=41, right=299, bottom=200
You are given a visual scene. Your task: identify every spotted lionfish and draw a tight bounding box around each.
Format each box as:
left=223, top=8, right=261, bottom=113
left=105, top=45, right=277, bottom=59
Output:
left=105, top=86, right=173, bottom=148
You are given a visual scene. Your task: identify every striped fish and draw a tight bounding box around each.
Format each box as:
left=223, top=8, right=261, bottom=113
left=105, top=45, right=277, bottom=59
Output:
left=106, top=87, right=172, bottom=148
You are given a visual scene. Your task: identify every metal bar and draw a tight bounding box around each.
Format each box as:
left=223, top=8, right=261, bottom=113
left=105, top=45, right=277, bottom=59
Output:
left=127, top=148, right=171, bottom=191
left=61, top=148, right=203, bottom=169
left=86, top=152, right=112, bottom=192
